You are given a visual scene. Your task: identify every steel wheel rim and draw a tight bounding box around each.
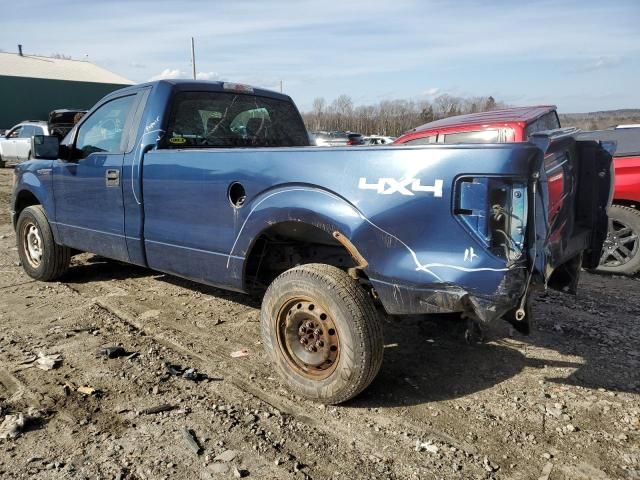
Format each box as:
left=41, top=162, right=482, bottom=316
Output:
left=276, top=297, right=340, bottom=380
left=600, top=217, right=639, bottom=267
left=23, top=222, right=43, bottom=268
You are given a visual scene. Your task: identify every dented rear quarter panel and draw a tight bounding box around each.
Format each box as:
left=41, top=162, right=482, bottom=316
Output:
left=141, top=143, right=549, bottom=319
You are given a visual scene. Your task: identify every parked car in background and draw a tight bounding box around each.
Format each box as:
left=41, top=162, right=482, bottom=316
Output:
left=347, top=133, right=365, bottom=145
left=48, top=109, right=87, bottom=139
left=0, top=110, right=88, bottom=167
left=578, top=127, right=640, bottom=275
left=394, top=105, right=560, bottom=145
left=0, top=121, right=50, bottom=167
left=395, top=106, right=638, bottom=275
left=364, top=135, right=395, bottom=145
left=310, top=131, right=349, bottom=147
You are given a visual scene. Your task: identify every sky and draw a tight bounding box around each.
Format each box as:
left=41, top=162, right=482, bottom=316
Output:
left=1, top=0, right=639, bottom=113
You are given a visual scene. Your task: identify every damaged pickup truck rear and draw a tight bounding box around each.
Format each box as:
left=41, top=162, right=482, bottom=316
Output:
left=11, top=80, right=612, bottom=403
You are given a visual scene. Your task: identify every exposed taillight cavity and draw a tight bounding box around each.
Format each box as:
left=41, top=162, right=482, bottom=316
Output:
left=454, top=177, right=527, bottom=264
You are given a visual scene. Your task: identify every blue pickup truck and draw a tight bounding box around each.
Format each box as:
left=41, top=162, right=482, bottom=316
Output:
left=11, top=80, right=612, bottom=403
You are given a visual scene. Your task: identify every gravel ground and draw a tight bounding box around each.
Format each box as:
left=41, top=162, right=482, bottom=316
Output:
left=0, top=168, right=638, bottom=479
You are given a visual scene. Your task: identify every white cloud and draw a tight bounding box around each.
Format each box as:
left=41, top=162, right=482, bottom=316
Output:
left=572, top=56, right=624, bottom=73
left=422, top=87, right=440, bottom=97
left=148, top=69, right=219, bottom=81
left=148, top=68, right=187, bottom=81
left=196, top=71, right=219, bottom=80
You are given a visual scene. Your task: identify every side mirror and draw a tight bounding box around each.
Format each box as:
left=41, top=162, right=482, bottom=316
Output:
left=31, top=135, right=60, bottom=159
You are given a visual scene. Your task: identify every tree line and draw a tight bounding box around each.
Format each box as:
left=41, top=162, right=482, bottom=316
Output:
left=301, top=94, right=506, bottom=136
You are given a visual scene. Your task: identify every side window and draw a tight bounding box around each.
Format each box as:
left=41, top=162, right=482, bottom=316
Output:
left=32, top=126, right=45, bottom=136
left=75, top=95, right=136, bottom=159
left=19, top=125, right=35, bottom=138
left=442, top=130, right=499, bottom=144
left=404, top=135, right=437, bottom=145
left=525, top=112, right=561, bottom=138
left=8, top=127, right=22, bottom=138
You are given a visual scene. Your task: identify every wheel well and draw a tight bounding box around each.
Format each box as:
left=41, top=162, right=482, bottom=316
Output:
left=13, top=190, right=41, bottom=227
left=243, top=222, right=366, bottom=292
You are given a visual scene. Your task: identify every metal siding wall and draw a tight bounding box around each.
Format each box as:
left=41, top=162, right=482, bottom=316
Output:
left=0, top=75, right=130, bottom=128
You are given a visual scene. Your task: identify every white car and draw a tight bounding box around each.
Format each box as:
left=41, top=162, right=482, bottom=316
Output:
left=364, top=135, right=395, bottom=145
left=0, top=121, right=49, bottom=167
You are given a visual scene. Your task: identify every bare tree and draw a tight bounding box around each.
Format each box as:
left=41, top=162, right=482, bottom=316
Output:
left=301, top=93, right=508, bottom=136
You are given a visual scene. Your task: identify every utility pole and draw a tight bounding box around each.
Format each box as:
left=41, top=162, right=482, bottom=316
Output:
left=191, top=37, right=196, bottom=80
left=280, top=80, right=283, bottom=93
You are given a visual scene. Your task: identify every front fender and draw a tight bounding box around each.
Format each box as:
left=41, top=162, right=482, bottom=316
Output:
left=11, top=161, right=57, bottom=239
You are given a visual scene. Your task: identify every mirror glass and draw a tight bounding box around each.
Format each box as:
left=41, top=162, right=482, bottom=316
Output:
left=32, top=135, right=60, bottom=159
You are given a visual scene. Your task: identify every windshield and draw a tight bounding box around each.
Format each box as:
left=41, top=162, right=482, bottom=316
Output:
left=164, top=91, right=309, bottom=148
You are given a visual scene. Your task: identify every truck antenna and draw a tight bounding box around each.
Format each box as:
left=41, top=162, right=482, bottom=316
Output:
left=191, top=37, right=196, bottom=80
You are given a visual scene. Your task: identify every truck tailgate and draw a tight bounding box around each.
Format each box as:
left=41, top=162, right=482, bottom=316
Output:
left=529, top=129, right=613, bottom=291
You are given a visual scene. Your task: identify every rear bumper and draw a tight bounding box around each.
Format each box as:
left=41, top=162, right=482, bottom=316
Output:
left=370, top=265, right=527, bottom=322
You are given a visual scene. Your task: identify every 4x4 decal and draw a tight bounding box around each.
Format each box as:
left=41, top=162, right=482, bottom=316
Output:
left=358, top=177, right=444, bottom=197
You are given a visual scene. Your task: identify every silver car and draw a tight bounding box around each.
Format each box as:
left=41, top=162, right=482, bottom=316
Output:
left=0, top=121, right=49, bottom=167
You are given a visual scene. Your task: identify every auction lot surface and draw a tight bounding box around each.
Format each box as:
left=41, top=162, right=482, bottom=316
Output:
left=0, top=168, right=638, bottom=479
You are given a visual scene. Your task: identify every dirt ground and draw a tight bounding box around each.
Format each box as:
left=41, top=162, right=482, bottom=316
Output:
left=0, top=168, right=638, bottom=479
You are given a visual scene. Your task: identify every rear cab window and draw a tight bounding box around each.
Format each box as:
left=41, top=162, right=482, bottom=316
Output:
left=164, top=91, right=310, bottom=148
left=441, top=130, right=500, bottom=144
left=525, top=111, right=560, bottom=138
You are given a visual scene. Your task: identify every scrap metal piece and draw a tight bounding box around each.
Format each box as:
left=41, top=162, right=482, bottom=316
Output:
left=333, top=231, right=368, bottom=269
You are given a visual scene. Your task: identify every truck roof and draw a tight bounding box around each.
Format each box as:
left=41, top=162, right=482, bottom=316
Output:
left=116, top=79, right=292, bottom=103
left=411, top=105, right=557, bottom=133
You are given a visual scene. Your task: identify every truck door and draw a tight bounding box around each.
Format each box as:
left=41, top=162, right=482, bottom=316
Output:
left=52, top=93, right=139, bottom=262
left=15, top=125, right=35, bottom=161
left=2, top=125, right=22, bottom=161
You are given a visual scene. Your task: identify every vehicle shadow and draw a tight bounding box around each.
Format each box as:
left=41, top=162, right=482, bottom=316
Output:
left=63, top=255, right=154, bottom=284
left=157, top=274, right=261, bottom=309
left=351, top=275, right=640, bottom=408
left=62, top=255, right=261, bottom=309
left=349, top=313, right=581, bottom=408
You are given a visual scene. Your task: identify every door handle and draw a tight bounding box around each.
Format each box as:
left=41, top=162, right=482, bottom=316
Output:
left=106, top=169, right=120, bottom=187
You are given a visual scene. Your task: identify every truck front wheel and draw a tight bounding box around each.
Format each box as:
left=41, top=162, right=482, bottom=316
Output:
left=597, top=204, right=640, bottom=275
left=261, top=263, right=383, bottom=404
left=16, top=205, right=71, bottom=281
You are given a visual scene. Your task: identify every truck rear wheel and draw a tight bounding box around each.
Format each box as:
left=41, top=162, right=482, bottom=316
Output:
left=16, top=205, right=71, bottom=281
left=261, top=263, right=383, bottom=404
left=597, top=204, right=640, bottom=275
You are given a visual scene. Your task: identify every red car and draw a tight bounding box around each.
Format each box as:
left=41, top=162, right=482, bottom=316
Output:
left=395, top=107, right=640, bottom=275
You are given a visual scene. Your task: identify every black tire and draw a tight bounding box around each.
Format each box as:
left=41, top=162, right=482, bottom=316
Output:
left=597, top=204, right=640, bottom=275
left=261, top=263, right=384, bottom=404
left=16, top=205, right=71, bottom=281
